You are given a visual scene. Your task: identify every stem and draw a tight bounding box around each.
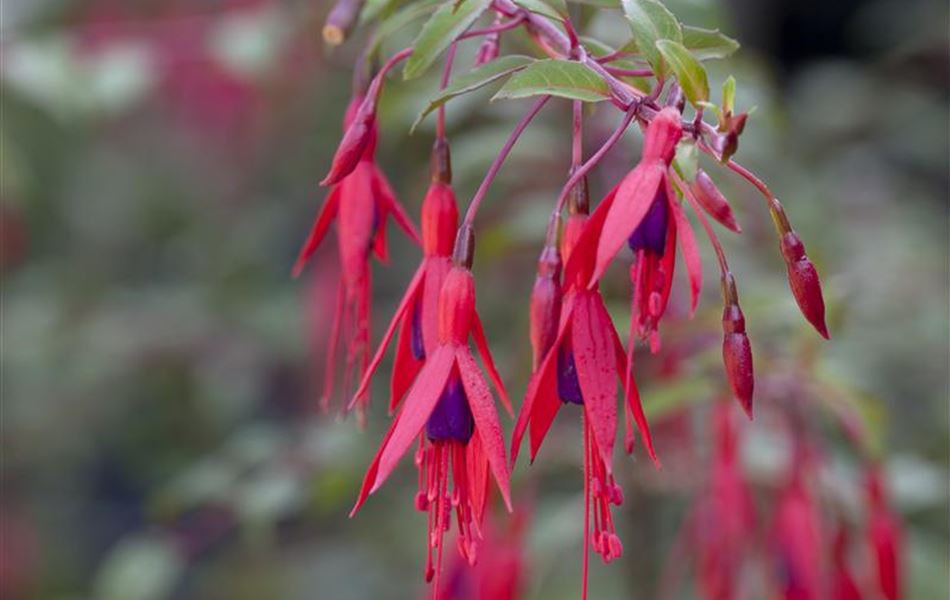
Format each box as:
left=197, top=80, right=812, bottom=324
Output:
left=461, top=96, right=550, bottom=228
left=604, top=66, right=654, bottom=78
left=457, top=14, right=525, bottom=40
left=545, top=103, right=640, bottom=243
left=572, top=100, right=583, bottom=168
left=436, top=43, right=458, bottom=141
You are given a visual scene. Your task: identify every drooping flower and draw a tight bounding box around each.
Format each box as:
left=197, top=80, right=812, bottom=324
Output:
left=293, top=92, right=420, bottom=421
left=582, top=108, right=702, bottom=355
left=689, top=401, right=756, bottom=600
left=512, top=181, right=656, bottom=596
left=351, top=245, right=512, bottom=591
left=349, top=139, right=507, bottom=416
left=866, top=466, right=902, bottom=600
left=770, top=451, right=823, bottom=600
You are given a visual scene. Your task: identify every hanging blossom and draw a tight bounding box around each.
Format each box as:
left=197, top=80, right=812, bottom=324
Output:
left=350, top=229, right=513, bottom=593
left=770, top=448, right=824, bottom=600
left=866, top=466, right=902, bottom=600
left=293, top=64, right=420, bottom=422
left=512, top=176, right=657, bottom=598
left=351, top=139, right=508, bottom=417
left=689, top=401, right=757, bottom=600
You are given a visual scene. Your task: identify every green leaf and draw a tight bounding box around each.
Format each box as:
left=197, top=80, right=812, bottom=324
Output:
left=721, top=75, right=736, bottom=114
left=673, top=140, right=698, bottom=182
left=359, top=0, right=405, bottom=24
left=656, top=39, right=708, bottom=106
left=515, top=0, right=567, bottom=19
left=367, top=0, right=441, bottom=56
left=622, top=0, right=682, bottom=79
left=404, top=0, right=492, bottom=80
left=681, top=26, right=740, bottom=60
left=493, top=59, right=610, bottom=102
left=411, top=55, right=535, bottom=131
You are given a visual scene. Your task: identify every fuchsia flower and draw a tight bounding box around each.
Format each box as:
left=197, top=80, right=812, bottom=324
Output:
left=770, top=452, right=823, bottom=600
left=690, top=401, right=756, bottom=600
left=350, top=239, right=513, bottom=591
left=585, top=107, right=703, bottom=354
left=512, top=183, right=657, bottom=595
left=293, top=93, right=420, bottom=420
left=351, top=141, right=508, bottom=416
left=831, top=526, right=862, bottom=600
left=866, top=466, right=902, bottom=600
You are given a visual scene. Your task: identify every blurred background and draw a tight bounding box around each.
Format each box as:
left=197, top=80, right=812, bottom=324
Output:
left=2, top=0, right=947, bottom=598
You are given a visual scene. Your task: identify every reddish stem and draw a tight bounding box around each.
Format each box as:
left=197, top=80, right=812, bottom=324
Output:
left=671, top=171, right=729, bottom=273
left=457, top=14, right=526, bottom=40
left=603, top=66, right=654, bottom=78
left=436, top=43, right=458, bottom=141
left=545, top=103, right=640, bottom=243
left=461, top=96, right=550, bottom=228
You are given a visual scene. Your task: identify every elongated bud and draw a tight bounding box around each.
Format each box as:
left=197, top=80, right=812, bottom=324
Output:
left=642, top=108, right=683, bottom=164
left=438, top=266, right=476, bottom=344
left=691, top=170, right=741, bottom=232
left=323, top=0, right=366, bottom=46
left=530, top=243, right=562, bottom=371
left=721, top=272, right=753, bottom=418
left=320, top=77, right=382, bottom=186
left=770, top=202, right=829, bottom=339
left=713, top=112, right=748, bottom=163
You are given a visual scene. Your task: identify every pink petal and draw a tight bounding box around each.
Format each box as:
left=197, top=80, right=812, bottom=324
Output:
left=374, top=167, right=421, bottom=246
left=572, top=292, right=618, bottom=472
left=390, top=304, right=424, bottom=413
left=609, top=314, right=658, bottom=465
left=590, top=163, right=666, bottom=287
left=456, top=348, right=512, bottom=511
left=466, top=433, right=490, bottom=526
left=369, top=345, right=455, bottom=494
left=292, top=186, right=340, bottom=277
left=669, top=184, right=703, bottom=316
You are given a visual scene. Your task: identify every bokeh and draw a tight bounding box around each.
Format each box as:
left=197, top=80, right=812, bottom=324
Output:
left=2, top=0, right=947, bottom=598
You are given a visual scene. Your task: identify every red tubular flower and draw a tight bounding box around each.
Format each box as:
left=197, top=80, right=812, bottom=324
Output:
left=691, top=169, right=741, bottom=233
left=350, top=256, right=513, bottom=590
left=831, top=526, right=862, bottom=600
left=770, top=455, right=823, bottom=600
left=294, top=94, right=421, bottom=420
left=690, top=401, right=756, bottom=600
left=866, top=466, right=902, bottom=600
left=349, top=140, right=508, bottom=416
left=721, top=272, right=754, bottom=418
left=512, top=187, right=657, bottom=597
left=434, top=512, right=528, bottom=600
left=770, top=202, right=829, bottom=339
left=584, top=108, right=702, bottom=354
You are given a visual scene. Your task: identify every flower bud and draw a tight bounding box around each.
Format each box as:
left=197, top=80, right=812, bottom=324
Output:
left=475, top=32, right=500, bottom=66
left=771, top=203, right=829, bottom=339
left=721, top=272, right=753, bottom=418
left=691, top=169, right=741, bottom=233
left=530, top=244, right=562, bottom=371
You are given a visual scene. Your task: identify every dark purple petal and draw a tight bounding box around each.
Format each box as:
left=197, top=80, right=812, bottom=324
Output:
left=627, top=188, right=669, bottom=256
left=426, top=374, right=474, bottom=442
left=557, top=348, right=584, bottom=405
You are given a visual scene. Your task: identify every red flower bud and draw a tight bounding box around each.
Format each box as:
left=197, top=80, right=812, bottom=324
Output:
left=421, top=140, right=458, bottom=257
left=529, top=244, right=562, bottom=371
left=771, top=203, right=829, bottom=339
left=691, top=169, right=741, bottom=233
left=321, top=91, right=379, bottom=187
left=438, top=266, right=476, bottom=345
left=721, top=272, right=753, bottom=418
